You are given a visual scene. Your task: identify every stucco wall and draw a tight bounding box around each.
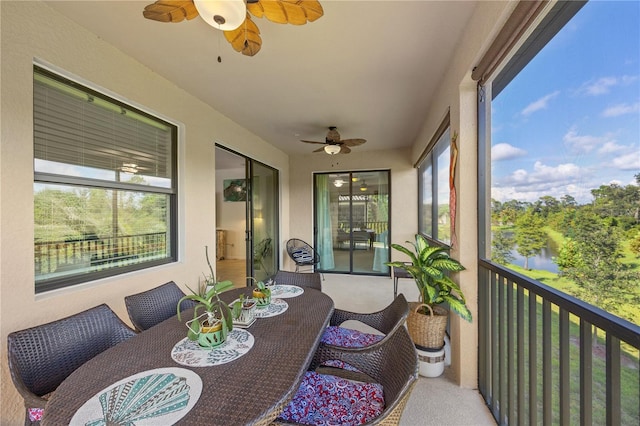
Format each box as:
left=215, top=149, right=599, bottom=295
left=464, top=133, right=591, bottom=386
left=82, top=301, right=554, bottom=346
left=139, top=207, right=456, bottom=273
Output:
left=409, top=1, right=515, bottom=388
left=0, top=1, right=289, bottom=422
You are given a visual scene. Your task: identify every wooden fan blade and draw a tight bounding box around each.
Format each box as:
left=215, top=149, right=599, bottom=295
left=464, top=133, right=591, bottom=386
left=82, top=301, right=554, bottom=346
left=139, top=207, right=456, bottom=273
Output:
left=300, top=140, right=326, bottom=145
left=143, top=0, right=199, bottom=23
left=312, top=146, right=326, bottom=153
left=339, top=146, right=352, bottom=154
left=341, top=138, right=366, bottom=147
left=248, top=0, right=324, bottom=25
left=224, top=14, right=262, bottom=56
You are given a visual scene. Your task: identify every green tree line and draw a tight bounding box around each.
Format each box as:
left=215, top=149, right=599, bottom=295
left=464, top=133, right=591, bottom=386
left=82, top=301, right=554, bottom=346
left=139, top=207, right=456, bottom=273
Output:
left=491, top=174, right=640, bottom=323
left=35, top=183, right=167, bottom=243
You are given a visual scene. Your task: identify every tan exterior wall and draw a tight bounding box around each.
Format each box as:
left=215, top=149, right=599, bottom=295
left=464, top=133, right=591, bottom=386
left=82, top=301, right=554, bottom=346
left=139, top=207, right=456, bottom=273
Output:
left=409, top=1, right=515, bottom=388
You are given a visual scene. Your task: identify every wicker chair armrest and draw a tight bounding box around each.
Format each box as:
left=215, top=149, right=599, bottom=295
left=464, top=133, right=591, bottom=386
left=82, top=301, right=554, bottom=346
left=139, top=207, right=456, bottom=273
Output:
left=5, top=356, right=47, bottom=409
left=311, top=326, right=417, bottom=384
left=329, top=308, right=386, bottom=329
left=329, top=294, right=409, bottom=335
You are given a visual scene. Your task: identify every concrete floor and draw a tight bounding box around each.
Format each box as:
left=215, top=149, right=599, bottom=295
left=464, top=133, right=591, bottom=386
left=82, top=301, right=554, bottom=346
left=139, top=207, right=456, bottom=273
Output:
left=321, top=273, right=496, bottom=426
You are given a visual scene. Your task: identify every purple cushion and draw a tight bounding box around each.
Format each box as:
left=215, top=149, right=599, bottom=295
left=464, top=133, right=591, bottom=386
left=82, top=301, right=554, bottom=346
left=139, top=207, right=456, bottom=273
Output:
left=29, top=408, right=43, bottom=422
left=279, top=371, right=385, bottom=425
left=320, top=326, right=384, bottom=348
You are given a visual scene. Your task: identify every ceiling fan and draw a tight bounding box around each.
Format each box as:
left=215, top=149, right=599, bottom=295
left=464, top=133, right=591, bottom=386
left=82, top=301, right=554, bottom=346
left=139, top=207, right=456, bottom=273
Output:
left=300, top=127, right=367, bottom=155
left=142, top=0, right=323, bottom=57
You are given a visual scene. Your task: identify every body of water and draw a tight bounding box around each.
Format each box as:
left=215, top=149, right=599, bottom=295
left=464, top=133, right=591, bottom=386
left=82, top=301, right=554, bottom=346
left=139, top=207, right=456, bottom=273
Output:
left=503, top=232, right=560, bottom=274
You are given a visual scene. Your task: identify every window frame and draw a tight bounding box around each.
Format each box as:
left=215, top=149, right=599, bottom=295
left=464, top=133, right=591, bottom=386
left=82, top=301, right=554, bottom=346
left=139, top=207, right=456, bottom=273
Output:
left=417, top=112, right=451, bottom=246
left=33, top=65, right=178, bottom=293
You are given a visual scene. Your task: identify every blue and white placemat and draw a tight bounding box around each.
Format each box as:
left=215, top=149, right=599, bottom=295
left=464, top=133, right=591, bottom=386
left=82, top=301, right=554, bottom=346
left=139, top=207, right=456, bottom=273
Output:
left=70, top=367, right=201, bottom=426
left=171, top=329, right=255, bottom=367
left=254, top=298, right=288, bottom=318
left=269, top=284, right=304, bottom=298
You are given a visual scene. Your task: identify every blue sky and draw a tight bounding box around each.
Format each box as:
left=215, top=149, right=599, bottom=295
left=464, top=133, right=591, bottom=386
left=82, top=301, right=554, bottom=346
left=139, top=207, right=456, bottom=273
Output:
left=491, top=0, right=640, bottom=204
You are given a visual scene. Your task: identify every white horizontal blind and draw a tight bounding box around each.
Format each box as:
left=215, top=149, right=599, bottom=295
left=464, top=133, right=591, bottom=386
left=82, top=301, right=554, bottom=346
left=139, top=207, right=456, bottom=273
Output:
left=34, top=69, right=173, bottom=185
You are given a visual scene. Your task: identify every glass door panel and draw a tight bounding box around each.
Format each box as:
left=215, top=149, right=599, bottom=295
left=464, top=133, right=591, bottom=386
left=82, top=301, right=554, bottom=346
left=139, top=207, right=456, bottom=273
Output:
left=249, top=161, right=278, bottom=282
left=315, top=171, right=389, bottom=275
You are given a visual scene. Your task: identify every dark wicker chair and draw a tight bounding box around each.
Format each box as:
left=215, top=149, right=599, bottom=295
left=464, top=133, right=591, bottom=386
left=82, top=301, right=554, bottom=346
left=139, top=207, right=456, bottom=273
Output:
left=276, top=326, right=419, bottom=425
left=124, top=281, right=195, bottom=332
left=321, top=293, right=409, bottom=351
left=273, top=270, right=322, bottom=291
left=7, top=304, right=136, bottom=425
left=286, top=238, right=320, bottom=273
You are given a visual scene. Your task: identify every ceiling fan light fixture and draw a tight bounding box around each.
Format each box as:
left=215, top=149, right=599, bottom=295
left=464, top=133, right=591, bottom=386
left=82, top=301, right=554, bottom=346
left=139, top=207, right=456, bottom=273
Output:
left=360, top=181, right=368, bottom=192
left=324, top=144, right=341, bottom=155
left=194, top=0, right=246, bottom=31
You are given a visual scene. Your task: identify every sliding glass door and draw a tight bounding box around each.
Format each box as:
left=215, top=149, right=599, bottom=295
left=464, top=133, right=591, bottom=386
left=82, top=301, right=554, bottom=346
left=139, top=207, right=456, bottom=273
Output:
left=249, top=161, right=278, bottom=282
left=215, top=146, right=278, bottom=285
left=314, top=171, right=390, bottom=275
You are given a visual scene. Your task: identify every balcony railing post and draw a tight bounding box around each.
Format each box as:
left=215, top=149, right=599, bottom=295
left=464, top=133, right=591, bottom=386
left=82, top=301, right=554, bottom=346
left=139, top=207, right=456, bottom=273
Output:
left=542, top=299, right=552, bottom=425
left=516, top=286, right=525, bottom=426
left=606, top=335, right=621, bottom=426
left=507, top=279, right=515, bottom=425
left=579, top=319, right=593, bottom=426
left=528, top=291, right=538, bottom=425
left=559, top=308, right=570, bottom=424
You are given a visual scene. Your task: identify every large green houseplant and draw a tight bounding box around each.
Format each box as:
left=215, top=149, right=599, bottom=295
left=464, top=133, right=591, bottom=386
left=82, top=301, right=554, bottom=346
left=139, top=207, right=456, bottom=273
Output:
left=386, top=234, right=471, bottom=349
left=177, top=246, right=235, bottom=347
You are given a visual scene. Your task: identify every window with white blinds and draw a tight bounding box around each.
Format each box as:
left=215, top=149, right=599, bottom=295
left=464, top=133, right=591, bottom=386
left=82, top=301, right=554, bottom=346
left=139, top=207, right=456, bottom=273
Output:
left=34, top=66, right=177, bottom=293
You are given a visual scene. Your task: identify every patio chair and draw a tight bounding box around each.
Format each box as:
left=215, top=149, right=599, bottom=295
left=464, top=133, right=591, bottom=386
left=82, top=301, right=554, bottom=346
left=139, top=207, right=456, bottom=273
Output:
left=125, top=281, right=195, bottom=332
left=273, top=270, right=322, bottom=291
left=286, top=238, right=320, bottom=273
left=7, top=304, right=136, bottom=425
left=319, top=293, right=409, bottom=350
left=276, top=326, right=419, bottom=425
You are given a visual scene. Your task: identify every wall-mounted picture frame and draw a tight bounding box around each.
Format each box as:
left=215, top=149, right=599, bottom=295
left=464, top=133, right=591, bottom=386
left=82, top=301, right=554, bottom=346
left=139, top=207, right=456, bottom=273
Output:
left=223, top=179, right=247, bottom=202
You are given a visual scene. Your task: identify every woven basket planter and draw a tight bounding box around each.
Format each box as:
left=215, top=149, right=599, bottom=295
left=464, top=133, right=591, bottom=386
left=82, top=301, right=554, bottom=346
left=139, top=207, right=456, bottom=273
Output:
left=407, top=302, right=448, bottom=350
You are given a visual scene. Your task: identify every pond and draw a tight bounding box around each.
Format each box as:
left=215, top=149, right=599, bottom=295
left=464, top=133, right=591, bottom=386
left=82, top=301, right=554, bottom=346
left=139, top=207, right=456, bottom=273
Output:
left=503, top=232, right=560, bottom=274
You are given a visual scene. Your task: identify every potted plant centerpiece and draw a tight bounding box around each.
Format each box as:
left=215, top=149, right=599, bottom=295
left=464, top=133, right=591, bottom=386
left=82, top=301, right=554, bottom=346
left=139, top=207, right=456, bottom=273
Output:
left=231, top=293, right=257, bottom=326
left=177, top=246, right=235, bottom=348
left=386, top=234, right=472, bottom=351
left=250, top=278, right=272, bottom=308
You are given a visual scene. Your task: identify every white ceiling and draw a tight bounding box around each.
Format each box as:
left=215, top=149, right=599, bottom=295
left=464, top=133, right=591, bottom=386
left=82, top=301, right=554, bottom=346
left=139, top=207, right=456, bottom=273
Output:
left=44, top=1, right=477, bottom=157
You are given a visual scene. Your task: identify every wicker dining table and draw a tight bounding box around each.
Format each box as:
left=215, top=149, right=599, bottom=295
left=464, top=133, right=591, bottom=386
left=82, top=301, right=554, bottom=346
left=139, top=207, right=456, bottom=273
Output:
left=42, top=286, right=334, bottom=426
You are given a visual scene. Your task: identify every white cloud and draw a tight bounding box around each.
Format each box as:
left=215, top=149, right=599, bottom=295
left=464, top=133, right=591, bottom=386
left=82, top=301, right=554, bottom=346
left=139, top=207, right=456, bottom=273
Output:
left=602, top=102, right=640, bottom=117
left=498, top=161, right=584, bottom=187
left=581, top=77, right=617, bottom=95
left=598, top=141, right=626, bottom=154
left=579, top=75, right=639, bottom=96
left=563, top=128, right=617, bottom=153
left=612, top=151, right=640, bottom=170
left=491, top=143, right=527, bottom=161
left=521, top=91, right=560, bottom=116
left=493, top=161, right=592, bottom=202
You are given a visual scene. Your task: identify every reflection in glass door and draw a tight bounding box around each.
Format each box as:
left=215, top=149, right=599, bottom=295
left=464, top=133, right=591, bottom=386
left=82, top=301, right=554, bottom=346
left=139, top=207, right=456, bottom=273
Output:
left=248, top=161, right=279, bottom=282
left=315, top=171, right=390, bottom=275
